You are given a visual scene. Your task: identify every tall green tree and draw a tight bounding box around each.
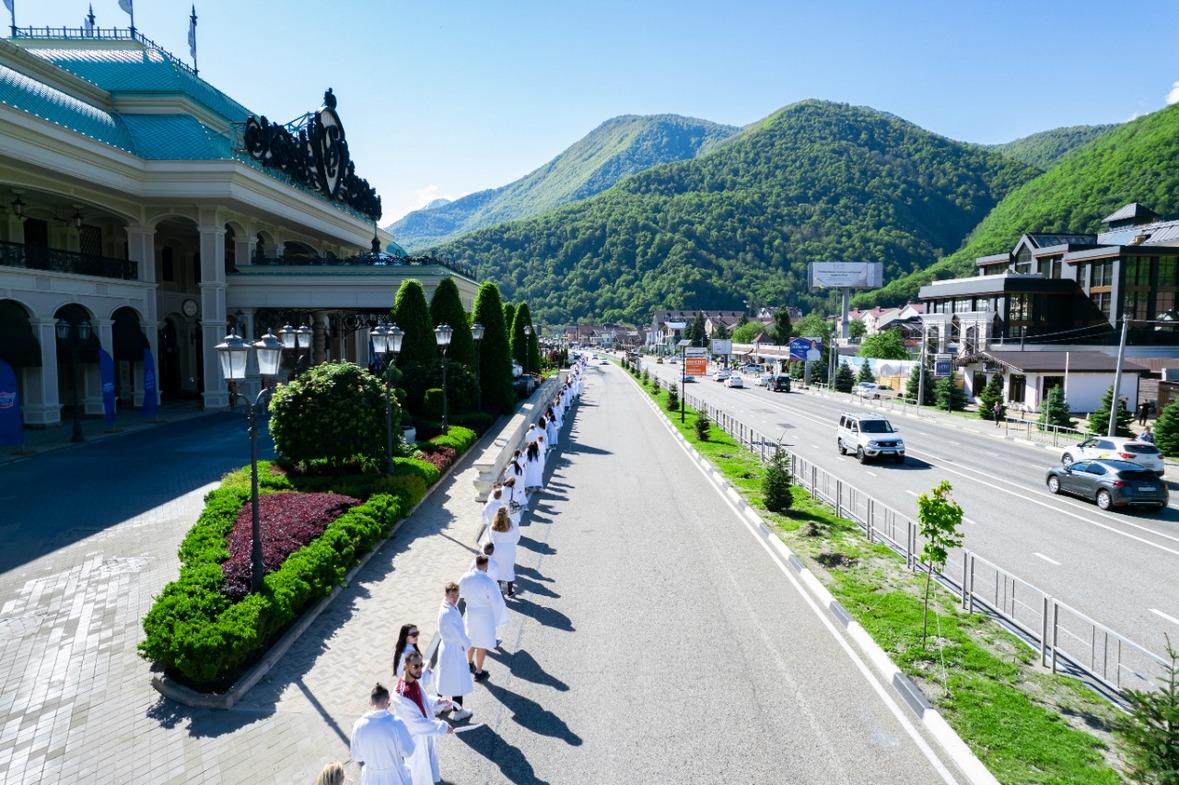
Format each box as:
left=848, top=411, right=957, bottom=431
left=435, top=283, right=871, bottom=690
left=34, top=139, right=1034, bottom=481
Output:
left=472, top=283, right=515, bottom=413
left=391, top=280, right=437, bottom=369
left=509, top=302, right=540, bottom=374
left=1088, top=385, right=1135, bottom=437
left=848, top=320, right=868, bottom=340
left=771, top=308, right=793, bottom=345
left=834, top=361, right=855, bottom=393
left=503, top=303, right=516, bottom=344
left=732, top=322, right=765, bottom=343
left=977, top=374, right=1004, bottom=421
left=906, top=364, right=937, bottom=405
left=1037, top=385, right=1074, bottom=431
left=686, top=312, right=707, bottom=346
left=712, top=320, right=730, bottom=340
left=935, top=376, right=967, bottom=412
left=1155, top=398, right=1179, bottom=457
left=858, top=327, right=909, bottom=359
left=855, top=361, right=876, bottom=384
left=429, top=277, right=475, bottom=369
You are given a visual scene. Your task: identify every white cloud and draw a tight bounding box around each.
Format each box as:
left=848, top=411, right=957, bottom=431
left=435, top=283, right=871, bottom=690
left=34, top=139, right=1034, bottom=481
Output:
left=1167, top=81, right=1179, bottom=106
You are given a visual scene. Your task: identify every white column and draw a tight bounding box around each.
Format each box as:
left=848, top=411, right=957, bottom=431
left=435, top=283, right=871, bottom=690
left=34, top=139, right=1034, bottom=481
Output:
left=197, top=219, right=230, bottom=409
left=88, top=318, right=114, bottom=416
left=24, top=317, right=61, bottom=426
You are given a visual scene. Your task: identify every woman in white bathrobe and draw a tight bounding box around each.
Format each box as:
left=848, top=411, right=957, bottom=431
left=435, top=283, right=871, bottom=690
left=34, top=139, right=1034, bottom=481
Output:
left=545, top=412, right=559, bottom=451
left=502, top=475, right=524, bottom=527
left=523, top=440, right=543, bottom=491
left=488, top=507, right=521, bottom=597
left=481, top=487, right=506, bottom=535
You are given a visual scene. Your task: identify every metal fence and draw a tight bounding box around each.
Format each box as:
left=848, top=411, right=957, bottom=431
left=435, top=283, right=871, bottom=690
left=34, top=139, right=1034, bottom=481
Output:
left=681, top=389, right=1167, bottom=695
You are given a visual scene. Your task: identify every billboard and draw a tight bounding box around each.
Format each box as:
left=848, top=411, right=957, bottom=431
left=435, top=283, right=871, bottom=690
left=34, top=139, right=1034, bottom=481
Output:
left=710, top=339, right=733, bottom=356
left=685, top=357, right=708, bottom=377
left=789, top=337, right=822, bottom=362
left=809, top=262, right=883, bottom=289
left=934, top=354, right=953, bottom=378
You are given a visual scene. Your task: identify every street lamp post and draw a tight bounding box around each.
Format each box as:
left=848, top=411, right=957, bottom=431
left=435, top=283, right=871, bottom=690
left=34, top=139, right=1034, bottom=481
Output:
left=279, top=323, right=313, bottom=376
left=55, top=318, right=92, bottom=443
left=370, top=324, right=404, bottom=473
left=677, top=338, right=691, bottom=423
left=523, top=324, right=533, bottom=379
left=435, top=324, right=454, bottom=433
left=471, top=322, right=485, bottom=410
left=215, top=328, right=289, bottom=595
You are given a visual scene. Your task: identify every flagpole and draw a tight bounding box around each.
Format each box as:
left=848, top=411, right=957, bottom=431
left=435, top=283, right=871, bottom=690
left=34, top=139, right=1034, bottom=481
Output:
left=7, top=0, right=15, bottom=39
left=189, top=5, right=198, bottom=76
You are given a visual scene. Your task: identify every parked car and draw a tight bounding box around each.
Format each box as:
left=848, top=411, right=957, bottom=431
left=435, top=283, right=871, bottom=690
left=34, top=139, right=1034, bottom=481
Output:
left=713, top=370, right=731, bottom=382
left=743, top=363, right=764, bottom=374
left=1061, top=437, right=1165, bottom=476
left=770, top=375, right=792, bottom=393
left=683, top=374, right=696, bottom=383
left=724, top=375, right=744, bottom=388
left=853, top=382, right=893, bottom=399
left=754, top=373, right=773, bottom=387
left=837, top=413, right=904, bottom=464
left=1046, top=459, right=1168, bottom=511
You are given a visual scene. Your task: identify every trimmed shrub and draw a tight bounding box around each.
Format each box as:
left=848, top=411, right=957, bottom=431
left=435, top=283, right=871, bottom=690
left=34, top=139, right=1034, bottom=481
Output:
left=450, top=411, right=494, bottom=434
left=762, top=444, right=794, bottom=513
left=422, top=388, right=445, bottom=421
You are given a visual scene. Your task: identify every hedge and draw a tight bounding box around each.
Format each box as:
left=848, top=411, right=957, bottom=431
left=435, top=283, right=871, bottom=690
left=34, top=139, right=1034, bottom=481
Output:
left=140, top=429, right=477, bottom=691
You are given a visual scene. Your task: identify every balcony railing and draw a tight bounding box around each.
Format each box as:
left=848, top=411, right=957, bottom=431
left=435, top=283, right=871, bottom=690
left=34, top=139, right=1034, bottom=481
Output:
left=0, top=240, right=139, bottom=280
left=245, top=253, right=476, bottom=279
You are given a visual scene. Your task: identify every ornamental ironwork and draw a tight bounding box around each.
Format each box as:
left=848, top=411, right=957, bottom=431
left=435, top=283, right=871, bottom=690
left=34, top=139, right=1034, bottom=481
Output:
left=243, top=89, right=382, bottom=222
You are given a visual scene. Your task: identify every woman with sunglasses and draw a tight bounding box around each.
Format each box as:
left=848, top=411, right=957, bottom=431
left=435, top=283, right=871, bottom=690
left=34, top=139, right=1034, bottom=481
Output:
left=392, top=623, right=422, bottom=680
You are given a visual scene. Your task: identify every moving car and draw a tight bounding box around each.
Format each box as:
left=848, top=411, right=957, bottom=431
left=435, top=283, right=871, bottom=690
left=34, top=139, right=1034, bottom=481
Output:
left=683, top=375, right=696, bottom=383
left=713, top=370, right=731, bottom=382
left=770, top=376, right=792, bottom=393
left=754, top=373, right=773, bottom=387
left=724, top=375, right=744, bottom=388
left=853, top=382, right=893, bottom=399
left=1046, top=459, right=1168, bottom=511
left=1060, top=436, right=1165, bottom=476
left=837, top=413, right=905, bottom=464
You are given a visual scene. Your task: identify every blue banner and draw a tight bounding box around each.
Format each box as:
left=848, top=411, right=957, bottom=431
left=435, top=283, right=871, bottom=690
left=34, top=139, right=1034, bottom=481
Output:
left=141, top=348, right=159, bottom=417
left=99, top=349, right=117, bottom=427
left=789, top=337, right=822, bottom=362
left=0, top=358, right=23, bottom=446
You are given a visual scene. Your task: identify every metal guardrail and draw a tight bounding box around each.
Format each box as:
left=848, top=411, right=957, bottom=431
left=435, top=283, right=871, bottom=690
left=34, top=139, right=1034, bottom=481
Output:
left=680, top=389, right=1167, bottom=695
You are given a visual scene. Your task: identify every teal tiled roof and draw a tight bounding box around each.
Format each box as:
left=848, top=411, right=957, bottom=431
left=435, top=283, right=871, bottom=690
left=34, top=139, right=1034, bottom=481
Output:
left=0, top=62, right=135, bottom=151
left=121, top=115, right=236, bottom=160
left=23, top=44, right=252, bottom=123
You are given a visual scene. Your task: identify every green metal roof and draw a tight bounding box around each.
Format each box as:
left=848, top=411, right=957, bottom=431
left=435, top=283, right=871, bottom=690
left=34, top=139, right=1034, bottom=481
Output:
left=121, top=114, right=236, bottom=160
left=0, top=62, right=135, bottom=151
left=22, top=43, right=252, bottom=123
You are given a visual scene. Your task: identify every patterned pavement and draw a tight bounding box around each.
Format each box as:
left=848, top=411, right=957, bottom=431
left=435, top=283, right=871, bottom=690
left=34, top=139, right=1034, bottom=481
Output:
left=0, top=401, right=532, bottom=784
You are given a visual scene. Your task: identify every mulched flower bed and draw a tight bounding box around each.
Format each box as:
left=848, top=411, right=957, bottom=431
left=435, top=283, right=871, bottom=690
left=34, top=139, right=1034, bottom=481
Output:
left=222, top=492, right=360, bottom=601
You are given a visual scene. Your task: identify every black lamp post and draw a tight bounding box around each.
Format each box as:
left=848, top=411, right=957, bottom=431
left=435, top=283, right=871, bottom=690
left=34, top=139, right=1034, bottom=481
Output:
left=471, top=322, right=485, bottom=410
left=435, top=323, right=454, bottom=433
left=677, top=338, right=691, bottom=423
left=523, top=324, right=533, bottom=379
left=370, top=323, right=404, bottom=473
left=278, top=323, right=313, bottom=376
left=55, top=318, right=92, bottom=443
left=216, top=327, right=289, bottom=594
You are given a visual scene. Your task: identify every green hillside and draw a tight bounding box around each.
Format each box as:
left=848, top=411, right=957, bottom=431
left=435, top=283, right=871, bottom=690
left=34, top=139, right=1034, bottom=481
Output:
left=432, top=100, right=1037, bottom=325
left=388, top=114, right=738, bottom=251
left=869, top=104, right=1179, bottom=307
left=989, top=123, right=1119, bottom=169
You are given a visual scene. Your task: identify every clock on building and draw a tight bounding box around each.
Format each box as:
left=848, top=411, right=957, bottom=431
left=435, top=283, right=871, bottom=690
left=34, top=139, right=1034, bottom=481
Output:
left=182, top=299, right=199, bottom=317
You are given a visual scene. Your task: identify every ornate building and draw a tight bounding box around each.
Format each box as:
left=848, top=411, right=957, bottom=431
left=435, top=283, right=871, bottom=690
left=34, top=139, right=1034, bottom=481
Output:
left=0, top=27, right=476, bottom=428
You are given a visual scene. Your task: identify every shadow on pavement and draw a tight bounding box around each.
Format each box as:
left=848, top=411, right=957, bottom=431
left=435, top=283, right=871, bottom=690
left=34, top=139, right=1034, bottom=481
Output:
left=508, top=597, right=573, bottom=632
left=517, top=536, right=556, bottom=556
left=482, top=681, right=581, bottom=745
left=454, top=724, right=550, bottom=785
left=485, top=649, right=569, bottom=692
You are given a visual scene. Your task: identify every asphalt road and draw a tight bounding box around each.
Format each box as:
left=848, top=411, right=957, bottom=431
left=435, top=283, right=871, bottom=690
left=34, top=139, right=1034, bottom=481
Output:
left=648, top=359, right=1179, bottom=663
left=440, top=363, right=972, bottom=785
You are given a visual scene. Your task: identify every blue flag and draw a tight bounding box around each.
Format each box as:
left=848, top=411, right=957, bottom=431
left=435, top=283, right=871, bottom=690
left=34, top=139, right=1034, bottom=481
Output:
left=99, top=349, right=117, bottom=427
left=142, top=348, right=159, bottom=416
left=0, top=358, right=23, bottom=446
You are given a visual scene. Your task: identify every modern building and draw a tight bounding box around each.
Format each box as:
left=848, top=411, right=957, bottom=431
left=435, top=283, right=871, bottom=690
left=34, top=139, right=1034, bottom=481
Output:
left=917, top=202, right=1179, bottom=412
left=0, top=25, right=476, bottom=430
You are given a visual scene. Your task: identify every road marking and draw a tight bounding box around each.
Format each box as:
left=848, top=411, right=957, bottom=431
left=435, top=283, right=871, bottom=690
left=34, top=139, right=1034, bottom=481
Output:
left=905, top=490, right=917, bottom=497
left=1150, top=608, right=1179, bottom=627
left=864, top=471, right=878, bottom=477
left=963, top=517, right=977, bottom=525
left=1032, top=552, right=1060, bottom=566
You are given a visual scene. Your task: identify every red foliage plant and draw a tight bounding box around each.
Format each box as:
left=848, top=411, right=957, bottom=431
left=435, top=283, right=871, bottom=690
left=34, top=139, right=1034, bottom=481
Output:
left=415, top=445, right=456, bottom=472
left=222, top=492, right=360, bottom=602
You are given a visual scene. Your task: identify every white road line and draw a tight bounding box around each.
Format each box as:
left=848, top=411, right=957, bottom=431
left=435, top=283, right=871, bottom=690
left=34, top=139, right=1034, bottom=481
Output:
left=1032, top=552, right=1060, bottom=566
left=1149, top=608, right=1179, bottom=627
left=905, top=490, right=918, bottom=497
left=865, top=471, right=878, bottom=477
left=963, top=518, right=977, bottom=525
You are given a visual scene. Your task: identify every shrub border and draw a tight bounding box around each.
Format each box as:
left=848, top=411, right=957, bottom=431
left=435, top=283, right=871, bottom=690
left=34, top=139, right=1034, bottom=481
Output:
left=149, top=434, right=475, bottom=709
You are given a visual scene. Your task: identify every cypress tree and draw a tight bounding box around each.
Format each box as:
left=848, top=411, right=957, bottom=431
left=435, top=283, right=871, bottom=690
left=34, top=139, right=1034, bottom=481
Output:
left=472, top=283, right=515, bottom=413
left=391, top=280, right=436, bottom=369
left=429, top=277, right=475, bottom=369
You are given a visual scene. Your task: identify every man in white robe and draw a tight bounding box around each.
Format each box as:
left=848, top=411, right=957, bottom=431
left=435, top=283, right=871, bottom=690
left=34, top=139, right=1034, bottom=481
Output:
left=459, top=555, right=508, bottom=680
left=435, top=582, right=474, bottom=721
left=393, top=653, right=452, bottom=785
left=350, top=682, right=416, bottom=785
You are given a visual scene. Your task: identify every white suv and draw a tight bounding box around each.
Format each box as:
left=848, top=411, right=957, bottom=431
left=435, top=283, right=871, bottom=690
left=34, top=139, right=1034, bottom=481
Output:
left=1061, top=436, right=1164, bottom=476
left=837, top=413, right=905, bottom=464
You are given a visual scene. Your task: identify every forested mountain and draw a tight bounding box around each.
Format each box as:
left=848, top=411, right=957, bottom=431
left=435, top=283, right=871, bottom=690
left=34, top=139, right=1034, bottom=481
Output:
left=431, top=100, right=1037, bottom=325
left=988, top=123, right=1119, bottom=169
left=869, top=104, right=1179, bottom=307
left=387, top=114, right=739, bottom=251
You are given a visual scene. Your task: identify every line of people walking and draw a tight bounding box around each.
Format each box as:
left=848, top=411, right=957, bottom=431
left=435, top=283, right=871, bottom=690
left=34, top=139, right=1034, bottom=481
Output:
left=340, top=358, right=589, bottom=785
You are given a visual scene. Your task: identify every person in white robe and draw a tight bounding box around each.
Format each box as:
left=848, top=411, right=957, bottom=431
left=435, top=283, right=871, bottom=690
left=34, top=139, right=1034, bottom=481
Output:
left=435, top=582, right=474, bottom=720
left=470, top=541, right=502, bottom=585
left=350, top=683, right=416, bottom=785
left=393, top=652, right=453, bottom=785
left=481, top=487, right=506, bottom=536
left=545, top=413, right=559, bottom=450
left=459, top=555, right=508, bottom=679
left=502, top=475, right=524, bottom=526
left=523, top=440, right=543, bottom=491
left=488, top=506, right=521, bottom=597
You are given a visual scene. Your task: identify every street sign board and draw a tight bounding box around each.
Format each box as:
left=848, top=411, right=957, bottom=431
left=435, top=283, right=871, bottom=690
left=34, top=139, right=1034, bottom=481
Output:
left=710, top=339, right=733, bottom=355
left=789, top=337, right=822, bottom=362
left=685, top=357, right=707, bottom=377
left=935, top=354, right=953, bottom=377
left=684, top=347, right=708, bottom=357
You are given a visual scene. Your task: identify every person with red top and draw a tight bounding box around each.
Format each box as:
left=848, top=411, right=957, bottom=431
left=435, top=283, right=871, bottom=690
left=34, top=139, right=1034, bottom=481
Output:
left=392, top=652, right=453, bottom=785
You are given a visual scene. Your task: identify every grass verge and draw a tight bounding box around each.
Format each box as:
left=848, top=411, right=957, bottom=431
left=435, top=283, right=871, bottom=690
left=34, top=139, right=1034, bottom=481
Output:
left=627, top=363, right=1125, bottom=784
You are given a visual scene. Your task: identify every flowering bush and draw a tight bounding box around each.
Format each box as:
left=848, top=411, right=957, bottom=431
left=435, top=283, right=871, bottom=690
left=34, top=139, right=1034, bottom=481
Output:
left=222, top=493, right=360, bottom=602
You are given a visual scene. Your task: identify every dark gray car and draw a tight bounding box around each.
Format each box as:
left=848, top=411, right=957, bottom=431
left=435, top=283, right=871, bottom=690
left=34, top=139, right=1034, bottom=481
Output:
left=1045, top=459, right=1168, bottom=512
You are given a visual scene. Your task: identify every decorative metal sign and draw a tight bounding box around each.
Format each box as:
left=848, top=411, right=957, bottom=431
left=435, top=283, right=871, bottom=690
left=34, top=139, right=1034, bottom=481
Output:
left=243, top=89, right=382, bottom=222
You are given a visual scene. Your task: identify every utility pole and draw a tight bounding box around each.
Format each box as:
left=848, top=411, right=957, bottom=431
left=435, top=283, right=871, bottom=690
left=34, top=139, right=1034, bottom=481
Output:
left=1107, top=316, right=1130, bottom=437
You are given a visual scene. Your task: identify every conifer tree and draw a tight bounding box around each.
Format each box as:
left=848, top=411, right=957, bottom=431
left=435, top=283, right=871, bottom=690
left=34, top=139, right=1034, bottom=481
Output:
left=977, top=374, right=1004, bottom=420
left=1088, top=385, right=1135, bottom=437
left=935, top=376, right=967, bottom=412
left=391, top=279, right=436, bottom=369
left=471, top=283, right=515, bottom=413
left=762, top=443, right=794, bottom=513
left=771, top=307, right=793, bottom=345
left=1154, top=398, right=1179, bottom=457
left=429, top=277, right=475, bottom=369
left=855, top=361, right=876, bottom=384
left=905, top=364, right=936, bottom=405
left=834, top=360, right=855, bottom=392
left=1115, top=636, right=1179, bottom=785
left=1037, top=385, right=1075, bottom=431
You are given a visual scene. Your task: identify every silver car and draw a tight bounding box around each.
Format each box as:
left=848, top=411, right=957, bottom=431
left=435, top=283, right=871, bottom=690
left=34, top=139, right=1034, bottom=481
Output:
left=1046, top=459, right=1168, bottom=511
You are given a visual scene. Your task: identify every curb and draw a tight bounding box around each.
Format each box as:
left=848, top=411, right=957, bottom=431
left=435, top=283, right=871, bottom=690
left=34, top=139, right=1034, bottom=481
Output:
left=626, top=370, right=999, bottom=785
left=150, top=426, right=497, bottom=709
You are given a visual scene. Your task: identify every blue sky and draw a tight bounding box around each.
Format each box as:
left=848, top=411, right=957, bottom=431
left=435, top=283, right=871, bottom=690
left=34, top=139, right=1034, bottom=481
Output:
left=23, top=1, right=1179, bottom=225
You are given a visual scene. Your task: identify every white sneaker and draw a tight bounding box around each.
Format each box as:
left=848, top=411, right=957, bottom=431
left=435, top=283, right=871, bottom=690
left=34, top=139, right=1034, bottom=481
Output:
left=451, top=708, right=473, bottom=721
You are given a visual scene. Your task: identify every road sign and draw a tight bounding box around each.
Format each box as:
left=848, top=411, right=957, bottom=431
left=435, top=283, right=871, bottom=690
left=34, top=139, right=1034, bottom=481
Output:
left=684, top=347, right=708, bottom=357
left=935, top=354, right=953, bottom=377
left=685, top=357, right=707, bottom=377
